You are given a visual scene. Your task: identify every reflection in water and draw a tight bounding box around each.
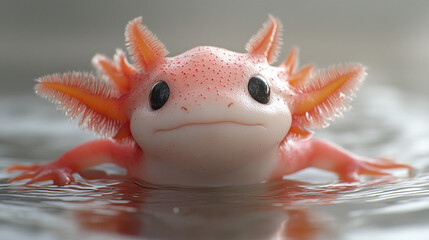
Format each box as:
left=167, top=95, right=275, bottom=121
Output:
left=3, top=170, right=429, bottom=240
left=64, top=173, right=337, bottom=240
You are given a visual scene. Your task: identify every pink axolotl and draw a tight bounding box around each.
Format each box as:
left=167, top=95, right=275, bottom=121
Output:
left=6, top=16, right=411, bottom=186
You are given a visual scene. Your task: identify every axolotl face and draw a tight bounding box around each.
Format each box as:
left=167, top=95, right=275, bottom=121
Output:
left=129, top=46, right=292, bottom=184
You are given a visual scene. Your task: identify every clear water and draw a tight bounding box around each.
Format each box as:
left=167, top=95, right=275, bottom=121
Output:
left=1, top=84, right=429, bottom=240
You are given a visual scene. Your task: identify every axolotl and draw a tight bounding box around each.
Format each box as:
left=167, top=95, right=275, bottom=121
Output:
left=6, top=16, right=411, bottom=186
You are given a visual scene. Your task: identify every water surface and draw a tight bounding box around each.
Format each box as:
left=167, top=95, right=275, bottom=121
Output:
left=1, top=84, right=429, bottom=240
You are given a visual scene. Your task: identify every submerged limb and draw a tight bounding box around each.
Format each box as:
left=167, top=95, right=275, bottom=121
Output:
left=6, top=139, right=142, bottom=186
left=276, top=139, right=412, bottom=182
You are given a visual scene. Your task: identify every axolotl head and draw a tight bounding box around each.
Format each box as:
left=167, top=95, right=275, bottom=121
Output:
left=36, top=16, right=365, bottom=185
left=130, top=45, right=292, bottom=174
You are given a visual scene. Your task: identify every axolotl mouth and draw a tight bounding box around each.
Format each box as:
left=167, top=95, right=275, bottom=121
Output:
left=154, top=121, right=266, bottom=134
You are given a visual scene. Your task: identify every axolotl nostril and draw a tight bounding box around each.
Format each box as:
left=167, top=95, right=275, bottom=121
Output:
left=6, top=15, right=412, bottom=186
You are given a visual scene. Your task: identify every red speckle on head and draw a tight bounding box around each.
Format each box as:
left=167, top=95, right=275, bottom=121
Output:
left=157, top=46, right=273, bottom=108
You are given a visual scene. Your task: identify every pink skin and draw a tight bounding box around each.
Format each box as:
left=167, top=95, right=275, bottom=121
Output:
left=6, top=16, right=411, bottom=186
left=7, top=140, right=142, bottom=185
left=273, top=140, right=411, bottom=182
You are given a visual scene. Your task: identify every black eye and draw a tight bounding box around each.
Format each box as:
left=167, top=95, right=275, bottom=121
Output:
left=248, top=76, right=270, bottom=104
left=150, top=81, right=170, bottom=110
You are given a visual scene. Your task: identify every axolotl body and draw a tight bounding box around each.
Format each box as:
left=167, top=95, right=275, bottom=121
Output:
left=7, top=16, right=411, bottom=186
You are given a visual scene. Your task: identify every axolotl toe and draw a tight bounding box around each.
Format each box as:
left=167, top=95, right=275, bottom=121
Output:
left=6, top=16, right=412, bottom=186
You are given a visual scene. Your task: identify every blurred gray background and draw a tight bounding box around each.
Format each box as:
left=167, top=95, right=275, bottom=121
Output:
left=1, top=0, right=429, bottom=96
left=1, top=3, right=429, bottom=239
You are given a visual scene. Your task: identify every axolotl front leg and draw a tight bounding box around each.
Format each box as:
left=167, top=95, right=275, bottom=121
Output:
left=272, top=139, right=412, bottom=182
left=6, top=140, right=142, bottom=185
